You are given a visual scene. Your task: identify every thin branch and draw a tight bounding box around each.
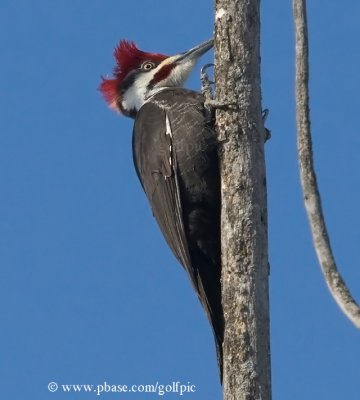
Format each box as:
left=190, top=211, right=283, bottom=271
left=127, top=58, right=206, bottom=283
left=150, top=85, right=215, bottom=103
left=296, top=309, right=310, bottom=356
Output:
left=293, top=0, right=360, bottom=328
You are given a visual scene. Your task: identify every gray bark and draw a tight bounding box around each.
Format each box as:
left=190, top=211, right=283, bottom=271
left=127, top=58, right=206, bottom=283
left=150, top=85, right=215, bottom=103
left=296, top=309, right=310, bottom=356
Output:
left=293, top=0, right=360, bottom=328
left=214, top=1, right=272, bottom=399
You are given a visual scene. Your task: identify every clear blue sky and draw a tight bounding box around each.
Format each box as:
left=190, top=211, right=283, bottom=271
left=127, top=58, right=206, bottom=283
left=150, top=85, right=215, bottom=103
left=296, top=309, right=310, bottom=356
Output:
left=1, top=1, right=359, bottom=399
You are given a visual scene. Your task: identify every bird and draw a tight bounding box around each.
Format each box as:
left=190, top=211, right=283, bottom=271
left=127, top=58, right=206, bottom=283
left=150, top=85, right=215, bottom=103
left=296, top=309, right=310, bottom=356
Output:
left=99, top=38, right=224, bottom=380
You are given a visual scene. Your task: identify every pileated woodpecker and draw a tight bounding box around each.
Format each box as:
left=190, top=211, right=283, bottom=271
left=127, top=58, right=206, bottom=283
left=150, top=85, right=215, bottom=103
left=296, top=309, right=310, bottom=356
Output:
left=100, top=39, right=223, bottom=379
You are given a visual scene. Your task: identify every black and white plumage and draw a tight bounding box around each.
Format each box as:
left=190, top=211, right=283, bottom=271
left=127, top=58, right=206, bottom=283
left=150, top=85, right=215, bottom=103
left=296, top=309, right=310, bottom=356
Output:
left=133, top=88, right=223, bottom=373
left=100, top=39, right=224, bottom=380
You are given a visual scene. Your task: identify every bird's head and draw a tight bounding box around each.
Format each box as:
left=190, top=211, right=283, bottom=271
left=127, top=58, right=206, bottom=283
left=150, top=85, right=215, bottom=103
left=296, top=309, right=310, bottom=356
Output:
left=99, top=38, right=213, bottom=118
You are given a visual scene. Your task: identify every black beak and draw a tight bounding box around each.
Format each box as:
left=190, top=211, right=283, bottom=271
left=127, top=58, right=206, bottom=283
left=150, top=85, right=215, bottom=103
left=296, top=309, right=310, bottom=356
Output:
left=172, top=39, right=214, bottom=63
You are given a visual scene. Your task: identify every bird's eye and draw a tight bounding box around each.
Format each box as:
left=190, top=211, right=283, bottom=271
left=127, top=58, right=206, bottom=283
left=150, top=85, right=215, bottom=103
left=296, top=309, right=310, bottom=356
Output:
left=142, top=62, right=155, bottom=71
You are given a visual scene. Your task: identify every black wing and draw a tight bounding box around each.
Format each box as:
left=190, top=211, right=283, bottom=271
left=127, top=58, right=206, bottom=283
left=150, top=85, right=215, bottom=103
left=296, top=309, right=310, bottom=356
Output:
left=132, top=89, right=223, bottom=379
left=132, top=99, right=194, bottom=280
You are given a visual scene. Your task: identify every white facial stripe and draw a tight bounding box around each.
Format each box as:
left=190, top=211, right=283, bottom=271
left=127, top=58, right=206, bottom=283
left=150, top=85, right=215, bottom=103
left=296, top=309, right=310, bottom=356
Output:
left=121, top=68, right=157, bottom=112
left=121, top=58, right=197, bottom=113
left=155, top=60, right=196, bottom=89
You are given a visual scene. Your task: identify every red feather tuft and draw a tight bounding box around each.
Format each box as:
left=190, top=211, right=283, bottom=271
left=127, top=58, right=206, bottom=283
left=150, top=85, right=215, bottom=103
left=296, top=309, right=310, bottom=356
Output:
left=99, top=77, right=119, bottom=109
left=99, top=40, right=168, bottom=108
left=113, top=41, right=167, bottom=82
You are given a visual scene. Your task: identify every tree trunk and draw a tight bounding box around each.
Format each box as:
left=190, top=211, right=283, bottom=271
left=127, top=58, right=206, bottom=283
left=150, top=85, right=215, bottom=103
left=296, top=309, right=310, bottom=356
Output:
left=214, top=1, right=271, bottom=399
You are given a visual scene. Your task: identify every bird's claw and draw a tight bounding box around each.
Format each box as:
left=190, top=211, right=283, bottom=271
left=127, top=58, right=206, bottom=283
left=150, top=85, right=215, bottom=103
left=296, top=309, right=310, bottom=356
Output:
left=262, top=109, right=269, bottom=122
left=262, top=109, right=271, bottom=142
left=201, top=63, right=215, bottom=102
left=205, top=99, right=236, bottom=110
left=201, top=63, right=215, bottom=76
left=264, top=128, right=271, bottom=142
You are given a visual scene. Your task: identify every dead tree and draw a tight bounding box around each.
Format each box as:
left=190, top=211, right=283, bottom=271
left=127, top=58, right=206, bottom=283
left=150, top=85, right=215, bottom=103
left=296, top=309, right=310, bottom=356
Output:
left=214, top=0, right=272, bottom=399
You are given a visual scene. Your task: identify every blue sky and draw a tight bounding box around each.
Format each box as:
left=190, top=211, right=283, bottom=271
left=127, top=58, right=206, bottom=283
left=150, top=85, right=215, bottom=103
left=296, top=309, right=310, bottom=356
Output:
left=1, top=1, right=359, bottom=399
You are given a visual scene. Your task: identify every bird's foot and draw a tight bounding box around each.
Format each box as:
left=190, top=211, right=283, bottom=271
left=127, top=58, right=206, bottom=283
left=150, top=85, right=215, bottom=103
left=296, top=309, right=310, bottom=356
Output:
left=262, top=109, right=271, bottom=142
left=201, top=63, right=236, bottom=114
left=262, top=108, right=269, bottom=122
left=204, top=99, right=235, bottom=110
left=200, top=63, right=215, bottom=102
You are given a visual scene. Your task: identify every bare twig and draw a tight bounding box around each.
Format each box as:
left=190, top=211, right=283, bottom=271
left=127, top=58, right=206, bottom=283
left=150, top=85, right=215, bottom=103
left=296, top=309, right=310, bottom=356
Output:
left=293, top=0, right=360, bottom=328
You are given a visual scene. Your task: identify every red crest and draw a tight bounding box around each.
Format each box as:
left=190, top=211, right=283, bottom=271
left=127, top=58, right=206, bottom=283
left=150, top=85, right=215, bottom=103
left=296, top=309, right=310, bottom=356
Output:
left=99, top=40, right=168, bottom=109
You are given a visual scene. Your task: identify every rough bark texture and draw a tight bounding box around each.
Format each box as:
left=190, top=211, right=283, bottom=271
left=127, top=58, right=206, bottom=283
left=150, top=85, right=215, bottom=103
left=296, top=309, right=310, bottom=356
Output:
left=293, top=0, right=360, bottom=328
left=214, top=1, right=272, bottom=399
